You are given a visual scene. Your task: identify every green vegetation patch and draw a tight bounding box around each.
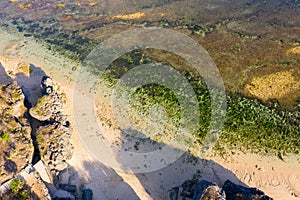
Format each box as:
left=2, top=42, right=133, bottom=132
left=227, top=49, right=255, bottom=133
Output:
left=100, top=52, right=300, bottom=157
left=10, top=178, right=30, bottom=200
left=0, top=132, right=10, bottom=142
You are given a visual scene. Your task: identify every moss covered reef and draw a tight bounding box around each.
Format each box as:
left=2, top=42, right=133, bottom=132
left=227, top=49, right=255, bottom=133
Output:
left=100, top=51, right=300, bottom=157
left=245, top=70, right=300, bottom=109
left=1, top=0, right=300, bottom=110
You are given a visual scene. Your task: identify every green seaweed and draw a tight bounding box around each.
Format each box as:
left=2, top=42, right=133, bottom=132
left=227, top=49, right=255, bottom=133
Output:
left=100, top=53, right=300, bottom=157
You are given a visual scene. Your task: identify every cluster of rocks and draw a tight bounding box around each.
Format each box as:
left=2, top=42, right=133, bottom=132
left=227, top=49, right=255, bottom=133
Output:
left=29, top=76, right=73, bottom=178
left=35, top=119, right=73, bottom=177
left=0, top=82, right=34, bottom=184
left=29, top=76, right=66, bottom=121
left=51, top=184, right=93, bottom=200
left=170, top=179, right=272, bottom=200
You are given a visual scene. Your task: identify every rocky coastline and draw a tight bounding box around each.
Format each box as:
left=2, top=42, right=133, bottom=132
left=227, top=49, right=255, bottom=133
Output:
left=0, top=65, right=73, bottom=199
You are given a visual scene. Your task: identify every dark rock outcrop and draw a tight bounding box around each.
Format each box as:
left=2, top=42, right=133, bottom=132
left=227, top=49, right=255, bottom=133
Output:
left=82, top=188, right=93, bottom=200
left=169, top=187, right=179, bottom=200
left=173, top=179, right=272, bottom=200
left=181, top=178, right=199, bottom=198
left=223, top=180, right=272, bottom=200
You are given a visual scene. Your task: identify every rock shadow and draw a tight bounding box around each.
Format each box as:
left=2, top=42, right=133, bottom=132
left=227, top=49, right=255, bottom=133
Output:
left=116, top=128, right=247, bottom=199
left=56, top=161, right=140, bottom=200
left=4, top=160, right=17, bottom=173
left=58, top=128, right=250, bottom=200
left=0, top=62, right=46, bottom=107
left=0, top=63, right=12, bottom=85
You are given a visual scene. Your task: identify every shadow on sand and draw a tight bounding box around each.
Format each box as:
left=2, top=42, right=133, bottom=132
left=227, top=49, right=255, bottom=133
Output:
left=58, top=128, right=247, bottom=200
left=0, top=62, right=248, bottom=199
left=0, top=62, right=46, bottom=107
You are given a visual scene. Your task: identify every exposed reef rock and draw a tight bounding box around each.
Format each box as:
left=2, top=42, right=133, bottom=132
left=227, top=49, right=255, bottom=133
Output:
left=30, top=76, right=73, bottom=177
left=0, top=82, right=34, bottom=184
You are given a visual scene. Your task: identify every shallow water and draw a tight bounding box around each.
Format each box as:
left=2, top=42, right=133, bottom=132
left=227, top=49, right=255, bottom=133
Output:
left=1, top=0, right=299, bottom=108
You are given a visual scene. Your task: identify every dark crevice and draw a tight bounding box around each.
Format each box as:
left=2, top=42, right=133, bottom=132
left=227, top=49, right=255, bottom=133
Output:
left=23, top=96, right=43, bottom=165
left=29, top=116, right=43, bottom=165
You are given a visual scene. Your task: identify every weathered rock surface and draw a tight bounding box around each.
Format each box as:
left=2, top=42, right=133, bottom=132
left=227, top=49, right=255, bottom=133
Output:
left=29, top=76, right=66, bottom=121
left=200, top=186, right=226, bottom=200
left=31, top=76, right=73, bottom=177
left=193, top=180, right=225, bottom=200
left=0, top=82, right=34, bottom=183
left=36, top=120, right=73, bottom=176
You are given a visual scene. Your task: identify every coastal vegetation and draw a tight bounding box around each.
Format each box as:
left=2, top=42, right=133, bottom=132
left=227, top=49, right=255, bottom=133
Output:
left=9, top=178, right=30, bottom=200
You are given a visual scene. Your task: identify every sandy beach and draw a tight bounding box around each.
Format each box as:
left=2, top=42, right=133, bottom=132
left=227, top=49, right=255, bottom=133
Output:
left=0, top=27, right=300, bottom=200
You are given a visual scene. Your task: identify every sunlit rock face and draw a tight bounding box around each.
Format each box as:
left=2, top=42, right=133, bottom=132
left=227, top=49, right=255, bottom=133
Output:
left=0, top=82, right=33, bottom=183
left=30, top=77, right=73, bottom=177
left=29, top=77, right=65, bottom=121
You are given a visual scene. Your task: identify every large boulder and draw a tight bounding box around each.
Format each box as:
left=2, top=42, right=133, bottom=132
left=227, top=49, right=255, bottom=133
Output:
left=200, top=186, right=225, bottom=200
left=29, top=76, right=66, bottom=121
left=192, top=180, right=225, bottom=200
left=222, top=180, right=272, bottom=200
left=172, top=179, right=272, bottom=200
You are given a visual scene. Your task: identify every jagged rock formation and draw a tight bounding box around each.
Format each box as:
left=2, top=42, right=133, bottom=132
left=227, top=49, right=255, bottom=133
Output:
left=0, top=82, right=33, bottom=184
left=36, top=120, right=73, bottom=176
left=29, top=76, right=66, bottom=121
left=30, top=76, right=73, bottom=177
left=172, top=179, right=272, bottom=200
left=201, top=186, right=225, bottom=200
left=192, top=180, right=225, bottom=200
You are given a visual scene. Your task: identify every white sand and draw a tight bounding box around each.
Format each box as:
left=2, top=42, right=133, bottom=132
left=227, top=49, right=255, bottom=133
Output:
left=0, top=27, right=299, bottom=200
left=212, top=153, right=300, bottom=199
